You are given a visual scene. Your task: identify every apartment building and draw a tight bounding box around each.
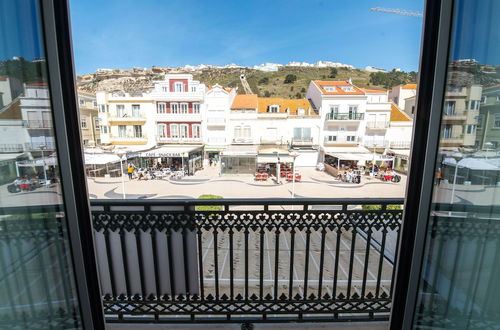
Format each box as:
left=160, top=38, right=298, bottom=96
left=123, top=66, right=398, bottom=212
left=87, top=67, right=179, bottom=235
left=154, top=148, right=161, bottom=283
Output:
left=0, top=76, right=23, bottom=108
left=96, top=90, right=155, bottom=150
left=440, top=84, right=482, bottom=147
left=389, top=83, right=417, bottom=112
left=78, top=90, right=100, bottom=146
left=475, top=85, right=500, bottom=149
left=362, top=88, right=393, bottom=150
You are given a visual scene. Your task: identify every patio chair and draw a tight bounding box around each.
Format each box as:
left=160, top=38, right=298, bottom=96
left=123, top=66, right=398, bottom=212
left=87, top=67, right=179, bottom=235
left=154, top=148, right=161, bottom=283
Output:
left=262, top=173, right=269, bottom=180
left=255, top=173, right=262, bottom=181
left=295, top=173, right=302, bottom=182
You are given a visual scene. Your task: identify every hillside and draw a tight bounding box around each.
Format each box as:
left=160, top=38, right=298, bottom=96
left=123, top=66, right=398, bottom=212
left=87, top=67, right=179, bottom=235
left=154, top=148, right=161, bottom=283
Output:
left=76, top=66, right=417, bottom=98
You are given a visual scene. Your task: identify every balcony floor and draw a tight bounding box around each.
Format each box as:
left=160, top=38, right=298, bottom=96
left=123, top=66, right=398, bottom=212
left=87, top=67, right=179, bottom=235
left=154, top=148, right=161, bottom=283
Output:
left=108, top=321, right=388, bottom=330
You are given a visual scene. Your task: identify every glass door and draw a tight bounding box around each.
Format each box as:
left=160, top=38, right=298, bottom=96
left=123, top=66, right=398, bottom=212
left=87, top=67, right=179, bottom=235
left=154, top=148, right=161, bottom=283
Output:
left=410, top=0, right=500, bottom=328
left=0, top=1, right=103, bottom=328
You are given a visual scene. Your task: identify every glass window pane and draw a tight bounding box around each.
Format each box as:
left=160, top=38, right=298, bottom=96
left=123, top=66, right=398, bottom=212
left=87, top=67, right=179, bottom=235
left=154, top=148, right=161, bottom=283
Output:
left=413, top=0, right=500, bottom=328
left=0, top=0, right=82, bottom=328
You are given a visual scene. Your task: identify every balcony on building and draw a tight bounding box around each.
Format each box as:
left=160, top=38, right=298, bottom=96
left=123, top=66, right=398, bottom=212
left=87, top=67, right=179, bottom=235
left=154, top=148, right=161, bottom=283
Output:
left=109, top=133, right=148, bottom=144
left=291, top=137, right=315, bottom=146
left=326, top=112, right=364, bottom=121
left=107, top=111, right=146, bottom=123
left=366, top=121, right=390, bottom=130
left=206, top=117, right=226, bottom=126
left=156, top=113, right=202, bottom=122
left=232, top=137, right=254, bottom=144
left=385, top=140, right=412, bottom=149
left=260, top=136, right=284, bottom=145
left=440, top=133, right=464, bottom=146
left=156, top=136, right=202, bottom=144
left=324, top=136, right=361, bottom=146
left=24, top=119, right=53, bottom=129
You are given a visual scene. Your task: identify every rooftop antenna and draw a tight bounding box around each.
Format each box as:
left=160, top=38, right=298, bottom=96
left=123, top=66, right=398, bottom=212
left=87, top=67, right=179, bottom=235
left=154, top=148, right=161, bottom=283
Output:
left=370, top=7, right=423, bottom=18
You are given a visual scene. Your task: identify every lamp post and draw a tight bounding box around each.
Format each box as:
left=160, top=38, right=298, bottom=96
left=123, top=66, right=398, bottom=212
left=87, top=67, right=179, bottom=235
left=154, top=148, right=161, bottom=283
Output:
left=371, top=144, right=378, bottom=178
left=39, top=145, right=48, bottom=185
left=290, top=151, right=299, bottom=198
left=274, top=151, right=281, bottom=184
left=116, top=151, right=126, bottom=199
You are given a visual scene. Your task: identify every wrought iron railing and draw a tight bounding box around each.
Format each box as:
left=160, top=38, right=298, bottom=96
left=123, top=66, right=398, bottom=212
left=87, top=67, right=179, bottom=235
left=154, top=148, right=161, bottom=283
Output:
left=326, top=113, right=365, bottom=120
left=90, top=198, right=404, bottom=323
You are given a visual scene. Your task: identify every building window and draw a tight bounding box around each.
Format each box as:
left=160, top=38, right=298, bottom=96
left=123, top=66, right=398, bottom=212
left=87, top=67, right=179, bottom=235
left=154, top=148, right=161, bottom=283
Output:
left=269, top=105, right=279, bottom=113
left=191, top=86, right=197, bottom=92
left=324, top=86, right=336, bottom=92
left=94, top=118, right=100, bottom=129
left=234, top=126, right=242, bottom=138
left=180, top=103, right=188, bottom=114
left=327, top=136, right=337, bottom=142
left=466, top=124, right=476, bottom=135
left=99, top=104, right=106, bottom=113
left=171, top=103, right=179, bottom=114
left=117, top=104, right=125, bottom=117
left=348, top=105, right=358, bottom=119
left=469, top=100, right=479, bottom=110
left=174, top=82, right=184, bottom=92
left=162, top=86, right=168, bottom=92
left=132, top=104, right=140, bottom=117
left=157, top=102, right=166, bottom=113
left=347, top=135, right=356, bottom=142
left=293, top=127, right=312, bottom=140
left=341, top=86, right=355, bottom=92
left=157, top=124, right=167, bottom=138
left=297, top=108, right=305, bottom=115
left=494, top=114, right=500, bottom=128
left=481, top=96, right=487, bottom=103
left=444, top=101, right=456, bottom=115
left=96, top=139, right=101, bottom=145
left=180, top=124, right=189, bottom=138
left=497, top=95, right=500, bottom=102
left=83, top=139, right=88, bottom=145
left=79, top=98, right=85, bottom=105
left=476, top=115, right=483, bottom=128
left=118, top=125, right=127, bottom=138
left=93, top=101, right=97, bottom=107
left=193, top=103, right=200, bottom=114
left=81, top=116, right=88, bottom=129
left=100, top=126, right=108, bottom=134
left=133, top=125, right=142, bottom=138
left=243, top=125, right=251, bottom=137
left=192, top=124, right=201, bottom=138
left=170, top=124, right=179, bottom=138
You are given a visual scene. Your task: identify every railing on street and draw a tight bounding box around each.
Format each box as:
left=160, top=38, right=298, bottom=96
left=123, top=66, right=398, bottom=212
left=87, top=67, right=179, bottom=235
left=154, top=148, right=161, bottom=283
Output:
left=90, top=198, right=404, bottom=323
left=326, top=113, right=364, bottom=121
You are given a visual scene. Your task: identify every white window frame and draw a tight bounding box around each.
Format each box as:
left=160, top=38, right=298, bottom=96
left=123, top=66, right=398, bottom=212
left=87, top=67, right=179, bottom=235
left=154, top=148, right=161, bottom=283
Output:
left=118, top=125, right=127, bottom=138
left=94, top=117, right=100, bottom=129
left=180, top=103, right=189, bottom=114
left=93, top=101, right=97, bottom=107
left=269, top=105, right=279, bottom=113
left=99, top=104, right=106, bottom=113
left=193, top=103, right=201, bottom=114
left=243, top=125, right=251, bottom=137
left=133, top=125, right=142, bottom=138
left=170, top=124, right=179, bottom=138
left=174, top=82, right=184, bottom=92
left=171, top=103, right=179, bottom=114
left=132, top=104, right=140, bottom=117
left=347, top=135, right=356, bottom=142
left=180, top=124, right=189, bottom=138
left=162, top=86, right=168, bottom=92
left=157, top=102, right=166, bottom=114
left=192, top=124, right=201, bottom=138
left=234, top=126, right=242, bottom=138
left=466, top=124, right=475, bottom=135
left=117, top=104, right=125, bottom=117
left=157, top=124, right=167, bottom=138
left=191, top=86, right=197, bottom=92
left=497, top=95, right=500, bottom=102
left=494, top=114, right=500, bottom=128
left=297, top=108, right=305, bottom=115
left=79, top=98, right=85, bottom=105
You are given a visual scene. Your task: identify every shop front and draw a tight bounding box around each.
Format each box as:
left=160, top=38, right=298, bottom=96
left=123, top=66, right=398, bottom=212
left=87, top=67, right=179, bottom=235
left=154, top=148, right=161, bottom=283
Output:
left=256, top=147, right=294, bottom=177
left=388, top=149, right=410, bottom=174
left=322, top=146, right=394, bottom=177
left=138, top=145, right=203, bottom=175
left=220, top=145, right=257, bottom=175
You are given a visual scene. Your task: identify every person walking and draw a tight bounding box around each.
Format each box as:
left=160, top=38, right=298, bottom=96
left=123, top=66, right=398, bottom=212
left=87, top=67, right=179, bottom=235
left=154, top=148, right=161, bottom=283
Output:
left=127, top=164, right=134, bottom=180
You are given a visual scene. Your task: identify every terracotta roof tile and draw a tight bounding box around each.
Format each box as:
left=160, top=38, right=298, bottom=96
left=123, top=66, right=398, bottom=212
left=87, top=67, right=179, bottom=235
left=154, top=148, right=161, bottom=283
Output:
left=312, top=80, right=365, bottom=95
left=231, top=94, right=258, bottom=109
left=402, top=83, right=417, bottom=90
left=360, top=88, right=387, bottom=94
left=390, top=103, right=412, bottom=121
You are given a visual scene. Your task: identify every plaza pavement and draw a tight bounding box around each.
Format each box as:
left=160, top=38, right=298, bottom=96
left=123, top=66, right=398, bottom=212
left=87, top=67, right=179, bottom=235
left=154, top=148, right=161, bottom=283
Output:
left=86, top=166, right=408, bottom=200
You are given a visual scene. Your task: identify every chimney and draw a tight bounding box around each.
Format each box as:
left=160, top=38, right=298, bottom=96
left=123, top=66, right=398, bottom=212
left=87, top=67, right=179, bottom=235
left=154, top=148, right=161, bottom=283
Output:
left=348, top=77, right=352, bottom=84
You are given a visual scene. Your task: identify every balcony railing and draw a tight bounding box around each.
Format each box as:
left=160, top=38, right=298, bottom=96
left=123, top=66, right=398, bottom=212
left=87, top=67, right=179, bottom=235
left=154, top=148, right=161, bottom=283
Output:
left=89, top=198, right=403, bottom=324
left=442, top=113, right=467, bottom=121
left=326, top=113, right=364, bottom=121
left=206, top=118, right=226, bottom=125
left=324, top=136, right=361, bottom=144
left=24, top=120, right=53, bottom=129
left=291, top=137, right=314, bottom=145
left=232, top=137, right=254, bottom=144
left=157, top=137, right=202, bottom=143
left=441, top=134, right=464, bottom=143
left=108, top=112, right=146, bottom=122
left=385, top=141, right=412, bottom=149
left=366, top=122, right=390, bottom=129
left=110, top=134, right=148, bottom=142
left=0, top=143, right=25, bottom=153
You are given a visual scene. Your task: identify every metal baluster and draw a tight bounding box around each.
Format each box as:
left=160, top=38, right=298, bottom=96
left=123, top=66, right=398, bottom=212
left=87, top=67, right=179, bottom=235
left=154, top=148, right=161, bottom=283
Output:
left=103, top=214, right=117, bottom=298
left=389, top=213, right=402, bottom=296
left=0, top=221, right=17, bottom=320
left=13, top=219, right=36, bottom=317
left=274, top=228, right=280, bottom=299
left=375, top=228, right=387, bottom=298
left=346, top=227, right=357, bottom=299
left=150, top=228, right=161, bottom=322
left=37, top=216, right=54, bottom=318
left=229, top=227, right=234, bottom=300
left=54, top=216, right=73, bottom=317
left=288, top=228, right=295, bottom=299
left=166, top=229, right=176, bottom=296
left=361, top=226, right=372, bottom=298
left=119, top=226, right=131, bottom=297
left=213, top=227, right=219, bottom=300
left=332, top=227, right=341, bottom=299
left=303, top=227, right=311, bottom=299
left=443, top=219, right=464, bottom=319
left=197, top=228, right=205, bottom=299
left=135, top=227, right=146, bottom=297
left=244, top=227, right=249, bottom=300
left=318, top=228, right=327, bottom=298
left=259, top=228, right=265, bottom=300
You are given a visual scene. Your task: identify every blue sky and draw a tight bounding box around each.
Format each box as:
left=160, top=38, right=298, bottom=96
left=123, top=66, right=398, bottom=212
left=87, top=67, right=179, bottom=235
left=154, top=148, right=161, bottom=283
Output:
left=69, top=0, right=424, bottom=75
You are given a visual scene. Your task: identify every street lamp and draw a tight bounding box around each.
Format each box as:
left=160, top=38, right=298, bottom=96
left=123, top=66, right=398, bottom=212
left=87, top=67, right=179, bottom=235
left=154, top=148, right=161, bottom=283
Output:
left=116, top=151, right=126, bottom=199
left=39, top=145, right=48, bottom=185
left=274, top=151, right=281, bottom=184
left=371, top=144, right=378, bottom=178
left=290, top=151, right=299, bottom=198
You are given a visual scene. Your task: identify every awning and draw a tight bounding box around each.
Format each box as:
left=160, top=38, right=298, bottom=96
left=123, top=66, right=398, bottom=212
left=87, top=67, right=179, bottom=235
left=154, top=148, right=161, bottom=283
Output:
left=257, top=155, right=294, bottom=163
left=139, top=145, right=203, bottom=158
left=327, top=153, right=394, bottom=162
left=16, top=157, right=57, bottom=167
left=322, top=146, right=371, bottom=154
left=84, top=153, right=121, bottom=165
left=221, top=145, right=258, bottom=156
left=0, top=153, right=25, bottom=163
left=389, top=149, right=410, bottom=159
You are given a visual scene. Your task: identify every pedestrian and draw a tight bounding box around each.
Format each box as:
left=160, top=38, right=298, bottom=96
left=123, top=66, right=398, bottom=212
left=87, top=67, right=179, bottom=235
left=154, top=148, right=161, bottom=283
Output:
left=127, top=164, right=134, bottom=180
left=265, top=164, right=270, bottom=175
left=209, top=158, right=213, bottom=167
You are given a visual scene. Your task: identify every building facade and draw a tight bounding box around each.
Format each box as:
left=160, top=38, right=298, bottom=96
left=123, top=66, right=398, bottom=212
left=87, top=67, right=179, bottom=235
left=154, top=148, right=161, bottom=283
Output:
left=78, top=90, right=100, bottom=146
left=476, top=84, right=500, bottom=149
